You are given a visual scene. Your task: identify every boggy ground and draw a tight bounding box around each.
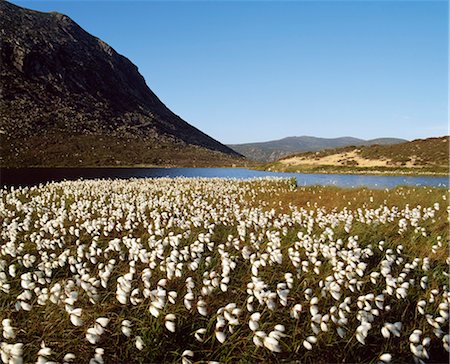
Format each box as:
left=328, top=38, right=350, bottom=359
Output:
left=0, top=178, right=448, bottom=363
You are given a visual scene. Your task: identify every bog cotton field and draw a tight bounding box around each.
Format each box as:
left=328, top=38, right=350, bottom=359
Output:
left=0, top=178, right=448, bottom=363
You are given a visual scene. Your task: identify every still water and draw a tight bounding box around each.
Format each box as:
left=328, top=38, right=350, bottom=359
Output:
left=1, top=168, right=448, bottom=189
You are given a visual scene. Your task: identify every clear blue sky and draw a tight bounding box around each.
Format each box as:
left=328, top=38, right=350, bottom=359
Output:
left=12, top=0, right=448, bottom=144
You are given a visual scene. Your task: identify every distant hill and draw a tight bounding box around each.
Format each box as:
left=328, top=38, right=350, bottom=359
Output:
left=228, top=136, right=407, bottom=162
left=265, top=136, right=449, bottom=175
left=0, top=1, right=243, bottom=167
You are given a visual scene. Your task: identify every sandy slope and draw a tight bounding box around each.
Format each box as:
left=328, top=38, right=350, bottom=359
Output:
left=279, top=149, right=418, bottom=168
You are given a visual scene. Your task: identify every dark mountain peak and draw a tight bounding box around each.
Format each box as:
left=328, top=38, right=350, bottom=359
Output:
left=0, top=1, right=241, bottom=166
left=1, top=1, right=162, bottom=111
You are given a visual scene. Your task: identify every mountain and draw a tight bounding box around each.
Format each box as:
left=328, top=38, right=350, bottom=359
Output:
left=228, top=136, right=407, bottom=162
left=264, top=136, right=449, bottom=175
left=0, top=1, right=243, bottom=167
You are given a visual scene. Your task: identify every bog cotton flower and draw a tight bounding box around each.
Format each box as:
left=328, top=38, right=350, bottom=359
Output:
left=135, top=336, right=144, bottom=351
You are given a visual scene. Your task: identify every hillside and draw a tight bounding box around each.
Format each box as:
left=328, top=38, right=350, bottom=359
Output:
left=0, top=1, right=244, bottom=167
left=228, top=136, right=406, bottom=162
left=264, top=136, right=449, bottom=175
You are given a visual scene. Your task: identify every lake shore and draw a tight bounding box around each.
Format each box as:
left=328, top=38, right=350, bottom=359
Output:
left=1, top=167, right=448, bottom=189
left=258, top=164, right=449, bottom=177
left=2, top=163, right=448, bottom=176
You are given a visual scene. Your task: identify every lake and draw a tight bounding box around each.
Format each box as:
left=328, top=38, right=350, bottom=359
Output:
left=1, top=168, right=448, bottom=189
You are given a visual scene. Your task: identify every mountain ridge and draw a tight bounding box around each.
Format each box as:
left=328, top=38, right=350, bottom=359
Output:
left=0, top=1, right=243, bottom=167
left=228, top=136, right=407, bottom=162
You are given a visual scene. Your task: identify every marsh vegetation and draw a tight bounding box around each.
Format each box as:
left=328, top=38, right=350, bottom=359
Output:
left=0, top=178, right=448, bottom=363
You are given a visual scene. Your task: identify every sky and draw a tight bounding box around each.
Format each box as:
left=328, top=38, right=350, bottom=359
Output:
left=11, top=0, right=449, bottom=144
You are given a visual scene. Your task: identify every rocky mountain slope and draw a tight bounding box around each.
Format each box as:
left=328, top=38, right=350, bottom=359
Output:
left=229, top=136, right=406, bottom=162
left=264, top=136, right=449, bottom=175
left=0, top=1, right=243, bottom=167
